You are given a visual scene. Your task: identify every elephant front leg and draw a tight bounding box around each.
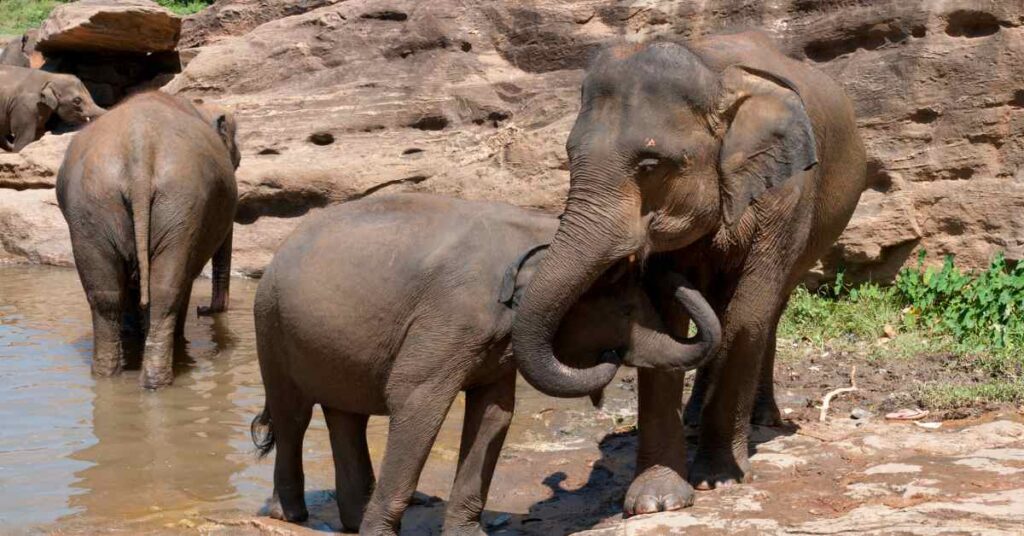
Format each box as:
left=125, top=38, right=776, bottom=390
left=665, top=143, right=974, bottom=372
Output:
left=689, top=270, right=789, bottom=489
left=624, top=368, right=694, bottom=516
left=9, top=105, right=42, bottom=152
left=198, top=229, right=231, bottom=316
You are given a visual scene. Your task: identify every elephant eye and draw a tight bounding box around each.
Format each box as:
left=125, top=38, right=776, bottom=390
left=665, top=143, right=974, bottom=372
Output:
left=636, top=157, right=661, bottom=174
left=73, top=97, right=83, bottom=105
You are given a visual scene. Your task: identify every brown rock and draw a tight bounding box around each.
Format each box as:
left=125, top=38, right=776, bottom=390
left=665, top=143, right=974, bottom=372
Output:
left=179, top=0, right=344, bottom=48
left=3, top=0, right=1024, bottom=282
left=36, top=0, right=181, bottom=54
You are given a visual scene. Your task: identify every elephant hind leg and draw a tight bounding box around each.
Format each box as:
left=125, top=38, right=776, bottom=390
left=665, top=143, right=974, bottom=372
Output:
left=140, top=246, right=195, bottom=389
left=71, top=241, right=129, bottom=377
left=444, top=371, right=516, bottom=534
left=750, top=323, right=783, bottom=427
left=323, top=408, right=373, bottom=531
left=265, top=377, right=314, bottom=523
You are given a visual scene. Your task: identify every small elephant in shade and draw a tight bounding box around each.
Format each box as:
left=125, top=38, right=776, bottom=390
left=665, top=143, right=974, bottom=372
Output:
left=0, top=65, right=105, bottom=152
left=250, top=193, right=721, bottom=536
left=57, top=91, right=241, bottom=389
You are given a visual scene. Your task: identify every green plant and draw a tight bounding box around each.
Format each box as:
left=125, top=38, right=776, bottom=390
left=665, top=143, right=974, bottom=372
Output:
left=780, top=272, right=904, bottom=346
left=896, top=251, right=1024, bottom=355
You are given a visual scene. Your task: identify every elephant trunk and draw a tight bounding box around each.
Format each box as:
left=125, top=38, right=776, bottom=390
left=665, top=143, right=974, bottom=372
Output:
left=625, top=271, right=721, bottom=371
left=511, top=202, right=627, bottom=398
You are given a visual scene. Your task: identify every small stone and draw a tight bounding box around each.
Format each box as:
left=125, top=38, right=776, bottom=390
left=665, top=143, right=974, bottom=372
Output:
left=851, top=407, right=873, bottom=420
left=883, top=324, right=898, bottom=338
left=487, top=513, right=512, bottom=528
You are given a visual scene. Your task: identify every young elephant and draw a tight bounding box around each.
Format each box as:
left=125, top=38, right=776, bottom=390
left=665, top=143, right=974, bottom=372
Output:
left=251, top=194, right=721, bottom=535
left=56, top=91, right=241, bottom=389
left=0, top=65, right=105, bottom=152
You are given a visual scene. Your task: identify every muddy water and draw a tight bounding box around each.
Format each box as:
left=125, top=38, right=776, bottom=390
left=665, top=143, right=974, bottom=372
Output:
left=0, top=265, right=636, bottom=534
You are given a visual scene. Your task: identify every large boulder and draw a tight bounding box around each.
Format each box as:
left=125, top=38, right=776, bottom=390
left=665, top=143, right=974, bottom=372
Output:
left=3, top=0, right=1023, bottom=283
left=36, top=0, right=181, bottom=54
left=34, top=0, right=184, bottom=108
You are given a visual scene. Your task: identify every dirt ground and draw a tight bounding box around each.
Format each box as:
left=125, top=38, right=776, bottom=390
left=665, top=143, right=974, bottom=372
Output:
left=188, top=344, right=1024, bottom=536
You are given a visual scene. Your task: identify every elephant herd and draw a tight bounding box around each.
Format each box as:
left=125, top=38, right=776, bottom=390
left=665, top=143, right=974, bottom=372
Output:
left=46, top=31, right=864, bottom=536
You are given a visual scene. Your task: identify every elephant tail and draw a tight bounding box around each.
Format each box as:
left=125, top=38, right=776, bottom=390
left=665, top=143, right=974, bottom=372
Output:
left=251, top=403, right=275, bottom=458
left=131, top=164, right=151, bottom=309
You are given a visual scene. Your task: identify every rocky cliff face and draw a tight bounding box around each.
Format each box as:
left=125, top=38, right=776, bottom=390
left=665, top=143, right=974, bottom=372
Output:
left=2, top=0, right=1023, bottom=281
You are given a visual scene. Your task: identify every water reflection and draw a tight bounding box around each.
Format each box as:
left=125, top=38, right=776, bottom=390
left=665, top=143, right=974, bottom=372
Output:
left=0, top=265, right=634, bottom=534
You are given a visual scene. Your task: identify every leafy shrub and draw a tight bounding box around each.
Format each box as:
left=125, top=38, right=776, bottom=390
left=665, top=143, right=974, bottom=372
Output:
left=780, top=272, right=903, bottom=346
left=896, top=251, right=1024, bottom=354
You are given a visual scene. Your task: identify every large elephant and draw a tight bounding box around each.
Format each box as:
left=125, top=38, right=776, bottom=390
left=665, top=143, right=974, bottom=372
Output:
left=57, top=91, right=240, bottom=389
left=0, top=65, right=105, bottom=152
left=512, top=31, right=866, bottom=512
left=250, top=194, right=720, bottom=536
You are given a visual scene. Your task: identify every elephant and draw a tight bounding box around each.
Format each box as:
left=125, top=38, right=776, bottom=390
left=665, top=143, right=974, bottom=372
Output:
left=249, top=193, right=721, bottom=536
left=0, top=65, right=105, bottom=152
left=57, top=91, right=241, bottom=389
left=0, top=31, right=36, bottom=68
left=511, top=31, right=866, bottom=511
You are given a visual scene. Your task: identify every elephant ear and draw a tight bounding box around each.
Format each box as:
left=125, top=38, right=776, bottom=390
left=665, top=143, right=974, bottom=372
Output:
left=716, top=65, right=818, bottom=227
left=39, top=82, right=59, bottom=111
left=499, top=244, right=549, bottom=307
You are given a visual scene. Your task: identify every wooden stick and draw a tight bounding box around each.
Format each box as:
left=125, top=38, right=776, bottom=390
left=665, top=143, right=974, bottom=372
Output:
left=819, top=366, right=858, bottom=422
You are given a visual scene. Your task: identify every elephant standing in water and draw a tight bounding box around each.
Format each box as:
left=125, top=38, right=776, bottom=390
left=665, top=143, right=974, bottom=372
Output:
left=512, top=31, right=865, bottom=512
left=57, top=92, right=241, bottom=389
left=250, top=194, right=720, bottom=535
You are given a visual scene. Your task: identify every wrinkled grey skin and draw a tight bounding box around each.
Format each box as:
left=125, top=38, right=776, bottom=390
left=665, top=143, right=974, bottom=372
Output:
left=250, top=194, right=721, bottom=536
left=0, top=65, right=105, bottom=152
left=512, top=31, right=866, bottom=512
left=57, top=91, right=240, bottom=390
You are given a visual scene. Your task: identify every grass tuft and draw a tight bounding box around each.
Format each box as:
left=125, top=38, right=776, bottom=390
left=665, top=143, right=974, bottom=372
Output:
left=0, top=0, right=212, bottom=36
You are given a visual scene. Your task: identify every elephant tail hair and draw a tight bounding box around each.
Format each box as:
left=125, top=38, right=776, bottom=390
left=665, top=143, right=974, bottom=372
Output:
left=251, top=404, right=275, bottom=458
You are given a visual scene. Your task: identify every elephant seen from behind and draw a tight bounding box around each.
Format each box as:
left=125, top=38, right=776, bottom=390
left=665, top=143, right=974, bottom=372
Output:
left=57, top=91, right=241, bottom=389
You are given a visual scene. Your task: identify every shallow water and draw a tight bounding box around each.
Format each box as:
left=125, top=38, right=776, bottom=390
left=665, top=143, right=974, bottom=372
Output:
left=0, top=265, right=635, bottom=534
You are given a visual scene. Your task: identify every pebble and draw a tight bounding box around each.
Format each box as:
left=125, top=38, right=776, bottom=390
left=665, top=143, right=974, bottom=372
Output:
left=851, top=407, right=873, bottom=420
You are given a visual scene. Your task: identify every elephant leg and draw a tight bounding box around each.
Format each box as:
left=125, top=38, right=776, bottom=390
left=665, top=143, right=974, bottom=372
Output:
left=361, top=346, right=461, bottom=536
left=624, top=368, right=693, bottom=516
left=683, top=366, right=711, bottom=430
left=9, top=104, right=41, bottom=152
left=198, top=228, right=231, bottom=316
left=70, top=239, right=128, bottom=377
left=689, top=267, right=791, bottom=490
left=267, top=381, right=315, bottom=522
left=174, top=279, right=193, bottom=341
left=750, top=321, right=783, bottom=427
left=140, top=249, right=192, bottom=389
left=323, top=408, right=373, bottom=532
left=444, top=371, right=515, bottom=536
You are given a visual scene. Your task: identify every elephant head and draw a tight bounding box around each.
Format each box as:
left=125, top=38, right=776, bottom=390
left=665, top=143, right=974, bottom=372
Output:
left=41, top=73, right=106, bottom=125
left=511, top=41, right=818, bottom=397
left=195, top=102, right=241, bottom=169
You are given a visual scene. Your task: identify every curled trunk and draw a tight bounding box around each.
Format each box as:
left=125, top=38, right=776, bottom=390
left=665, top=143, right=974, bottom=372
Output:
left=624, top=271, right=721, bottom=371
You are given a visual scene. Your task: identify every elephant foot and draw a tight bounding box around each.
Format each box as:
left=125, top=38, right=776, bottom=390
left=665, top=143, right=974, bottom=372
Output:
left=688, top=448, right=751, bottom=490
left=196, top=303, right=225, bottom=316
left=750, top=395, right=784, bottom=427
left=266, top=491, right=308, bottom=523
left=140, top=364, right=174, bottom=390
left=91, top=358, right=122, bottom=377
left=623, top=465, right=694, bottom=517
